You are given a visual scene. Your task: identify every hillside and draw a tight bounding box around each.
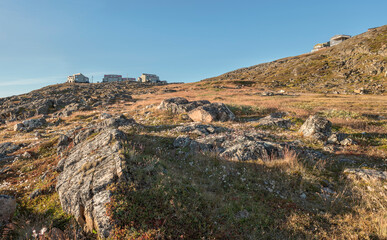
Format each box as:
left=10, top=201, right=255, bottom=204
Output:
left=203, top=25, right=387, bottom=94
left=0, top=81, right=386, bottom=239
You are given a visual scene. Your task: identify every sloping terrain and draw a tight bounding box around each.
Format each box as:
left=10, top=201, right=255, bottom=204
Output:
left=203, top=25, right=387, bottom=94
left=0, top=81, right=386, bottom=239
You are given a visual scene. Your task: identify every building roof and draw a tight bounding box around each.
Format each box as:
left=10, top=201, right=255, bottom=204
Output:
left=330, top=35, right=351, bottom=41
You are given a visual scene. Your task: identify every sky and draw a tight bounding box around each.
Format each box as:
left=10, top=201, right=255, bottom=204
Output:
left=0, top=0, right=386, bottom=97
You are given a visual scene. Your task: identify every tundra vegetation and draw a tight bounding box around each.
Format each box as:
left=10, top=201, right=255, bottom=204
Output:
left=0, top=25, right=386, bottom=240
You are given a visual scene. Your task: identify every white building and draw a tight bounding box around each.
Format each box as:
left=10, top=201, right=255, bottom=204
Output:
left=67, top=73, right=89, bottom=83
left=137, top=73, right=160, bottom=83
left=330, top=35, right=351, bottom=46
left=102, top=74, right=123, bottom=82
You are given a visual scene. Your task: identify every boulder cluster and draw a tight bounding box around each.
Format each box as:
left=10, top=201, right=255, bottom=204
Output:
left=0, top=82, right=136, bottom=123
left=158, top=97, right=235, bottom=122
left=298, top=115, right=355, bottom=148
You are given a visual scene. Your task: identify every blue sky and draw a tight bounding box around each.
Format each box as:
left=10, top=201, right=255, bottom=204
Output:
left=0, top=0, right=386, bottom=97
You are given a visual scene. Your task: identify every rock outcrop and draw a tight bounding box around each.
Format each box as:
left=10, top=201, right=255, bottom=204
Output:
left=0, top=142, right=20, bottom=155
left=158, top=97, right=235, bottom=122
left=14, top=117, right=47, bottom=132
left=344, top=168, right=387, bottom=182
left=56, top=116, right=134, bottom=238
left=173, top=126, right=284, bottom=161
left=0, top=82, right=136, bottom=122
left=299, top=115, right=332, bottom=140
left=255, top=114, right=292, bottom=129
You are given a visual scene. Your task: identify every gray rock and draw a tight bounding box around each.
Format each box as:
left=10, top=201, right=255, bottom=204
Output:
left=14, top=123, right=24, bottom=131
left=57, top=134, right=70, bottom=155
left=344, top=168, right=387, bottom=182
left=99, top=113, right=112, bottom=120
left=22, top=151, right=32, bottom=159
left=188, top=103, right=235, bottom=122
left=56, top=128, right=128, bottom=238
left=0, top=195, right=16, bottom=223
left=95, top=115, right=136, bottom=128
left=256, top=115, right=292, bottom=128
left=158, top=97, right=235, bottom=122
left=15, top=117, right=47, bottom=132
left=173, top=136, right=191, bottom=148
left=299, top=115, right=332, bottom=140
left=173, top=123, right=227, bottom=136
left=29, top=189, right=42, bottom=199
left=340, top=138, right=356, bottom=146
left=327, top=133, right=348, bottom=144
left=174, top=130, right=283, bottom=162
left=0, top=142, right=20, bottom=155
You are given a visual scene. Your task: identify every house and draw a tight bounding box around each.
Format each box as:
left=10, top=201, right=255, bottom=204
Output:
left=67, top=73, right=89, bottom=83
left=311, top=34, right=351, bottom=52
left=137, top=73, right=161, bottom=83
left=311, top=42, right=330, bottom=52
left=102, top=74, right=123, bottom=82
left=330, top=35, right=351, bottom=46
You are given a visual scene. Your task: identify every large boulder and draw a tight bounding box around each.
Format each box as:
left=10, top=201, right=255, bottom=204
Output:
left=0, top=195, right=16, bottom=223
left=56, top=128, right=128, bottom=238
left=188, top=103, right=235, bottom=123
left=299, top=115, right=332, bottom=140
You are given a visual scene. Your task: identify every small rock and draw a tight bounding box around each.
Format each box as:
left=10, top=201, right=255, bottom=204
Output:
left=0, top=195, right=16, bottom=222
left=340, top=138, right=356, bottom=146
left=99, top=113, right=112, bottom=120
left=235, top=210, right=250, bottom=219
left=14, top=123, right=24, bottom=131
left=22, top=151, right=32, bottom=159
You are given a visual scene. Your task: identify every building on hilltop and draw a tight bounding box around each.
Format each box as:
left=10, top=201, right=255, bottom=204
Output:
left=330, top=35, right=351, bottom=46
left=122, top=77, right=136, bottom=81
left=311, top=42, right=330, bottom=52
left=102, top=74, right=123, bottom=82
left=67, top=73, right=89, bottom=83
left=311, top=34, right=351, bottom=52
left=137, top=73, right=161, bottom=83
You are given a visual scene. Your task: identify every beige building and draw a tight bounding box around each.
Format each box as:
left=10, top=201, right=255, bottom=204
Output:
left=67, top=73, right=89, bottom=83
left=137, top=73, right=160, bottom=83
left=102, top=74, right=123, bottom=82
left=330, top=35, right=351, bottom=46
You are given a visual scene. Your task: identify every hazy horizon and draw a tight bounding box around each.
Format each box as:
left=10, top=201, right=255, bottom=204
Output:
left=0, top=0, right=386, bottom=98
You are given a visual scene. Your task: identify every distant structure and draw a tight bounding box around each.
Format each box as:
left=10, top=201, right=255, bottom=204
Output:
left=102, top=74, right=123, bottom=82
left=330, top=35, right=351, bottom=46
left=67, top=73, right=89, bottom=83
left=137, top=73, right=161, bottom=83
left=311, top=34, right=351, bottom=52
left=311, top=42, right=330, bottom=52
left=122, top=77, right=136, bottom=81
